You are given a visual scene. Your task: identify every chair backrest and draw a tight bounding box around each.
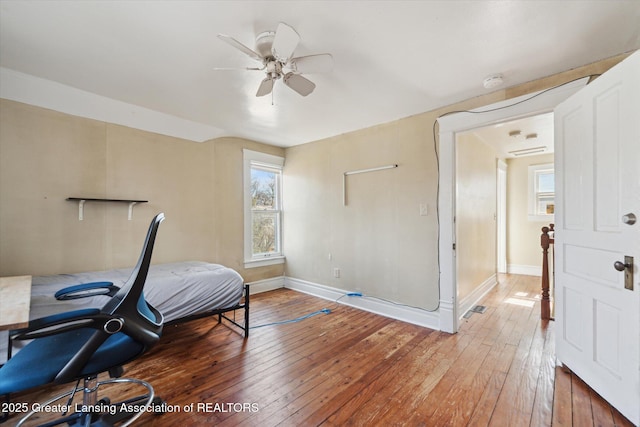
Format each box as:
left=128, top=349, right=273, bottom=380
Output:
left=102, top=212, right=164, bottom=320
left=55, top=213, right=166, bottom=383
left=100, top=212, right=165, bottom=343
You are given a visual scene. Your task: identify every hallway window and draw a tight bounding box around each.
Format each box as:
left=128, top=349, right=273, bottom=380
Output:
left=528, top=163, right=554, bottom=221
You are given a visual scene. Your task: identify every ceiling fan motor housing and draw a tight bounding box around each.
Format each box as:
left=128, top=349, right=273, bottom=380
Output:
left=265, top=60, right=282, bottom=80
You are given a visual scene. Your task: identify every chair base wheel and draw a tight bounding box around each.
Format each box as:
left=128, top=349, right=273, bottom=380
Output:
left=16, top=378, right=160, bottom=427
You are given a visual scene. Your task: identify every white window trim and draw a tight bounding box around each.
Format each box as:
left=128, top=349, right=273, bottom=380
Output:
left=243, top=149, right=285, bottom=268
left=528, top=163, right=555, bottom=222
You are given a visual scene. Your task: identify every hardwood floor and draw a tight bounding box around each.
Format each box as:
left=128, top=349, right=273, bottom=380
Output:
left=7, top=274, right=634, bottom=426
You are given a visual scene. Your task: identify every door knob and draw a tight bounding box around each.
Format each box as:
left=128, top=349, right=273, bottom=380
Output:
left=614, top=261, right=630, bottom=271
left=622, top=213, right=636, bottom=225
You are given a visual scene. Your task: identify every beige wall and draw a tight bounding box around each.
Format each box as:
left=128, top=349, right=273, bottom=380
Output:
left=506, top=153, right=555, bottom=270
left=0, top=99, right=284, bottom=283
left=455, top=133, right=497, bottom=301
left=283, top=53, right=629, bottom=311
left=284, top=119, right=439, bottom=309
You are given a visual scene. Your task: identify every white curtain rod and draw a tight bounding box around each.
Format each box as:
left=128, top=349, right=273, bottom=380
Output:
left=343, top=164, right=398, bottom=205
left=344, top=164, right=398, bottom=176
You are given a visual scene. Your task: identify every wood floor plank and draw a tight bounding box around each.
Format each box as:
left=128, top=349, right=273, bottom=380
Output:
left=227, top=320, right=416, bottom=426
left=324, top=330, right=450, bottom=425
left=209, top=312, right=393, bottom=424
left=552, top=366, right=574, bottom=426
left=379, top=333, right=477, bottom=425
left=430, top=340, right=502, bottom=426
left=342, top=329, right=472, bottom=425
left=319, top=329, right=440, bottom=426
left=571, top=373, right=595, bottom=427
left=589, top=386, right=616, bottom=427
left=530, top=319, right=556, bottom=427
left=612, top=407, right=636, bottom=427
left=6, top=274, right=634, bottom=427
left=276, top=323, right=425, bottom=427
left=488, top=285, right=544, bottom=426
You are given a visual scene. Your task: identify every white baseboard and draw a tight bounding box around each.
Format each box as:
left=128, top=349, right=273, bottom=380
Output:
left=438, top=299, right=455, bottom=333
left=458, top=273, right=498, bottom=319
left=507, top=264, right=542, bottom=277
left=247, top=276, right=285, bottom=294
left=284, top=277, right=440, bottom=331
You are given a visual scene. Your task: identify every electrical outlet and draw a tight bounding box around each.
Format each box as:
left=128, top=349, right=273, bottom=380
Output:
left=419, top=203, right=428, bottom=216
left=333, top=268, right=341, bottom=278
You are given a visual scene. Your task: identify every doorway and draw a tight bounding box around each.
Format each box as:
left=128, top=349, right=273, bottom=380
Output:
left=436, top=78, right=588, bottom=333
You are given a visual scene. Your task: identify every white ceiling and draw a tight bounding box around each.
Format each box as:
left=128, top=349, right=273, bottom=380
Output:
left=467, top=112, right=555, bottom=159
left=1, top=1, right=639, bottom=147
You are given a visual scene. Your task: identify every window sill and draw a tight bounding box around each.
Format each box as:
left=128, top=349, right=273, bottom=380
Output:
left=244, top=256, right=285, bottom=269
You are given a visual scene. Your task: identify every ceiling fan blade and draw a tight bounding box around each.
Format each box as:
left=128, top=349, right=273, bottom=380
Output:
left=217, top=34, right=263, bottom=62
left=289, top=54, right=333, bottom=73
left=271, top=22, right=300, bottom=63
left=283, top=73, right=316, bottom=96
left=256, top=77, right=274, bottom=97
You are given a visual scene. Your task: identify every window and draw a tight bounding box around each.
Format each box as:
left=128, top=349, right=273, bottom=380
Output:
left=528, top=163, right=555, bottom=221
left=243, top=149, right=285, bottom=267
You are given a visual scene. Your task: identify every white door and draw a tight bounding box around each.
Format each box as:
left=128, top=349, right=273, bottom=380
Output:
left=554, top=51, right=639, bottom=425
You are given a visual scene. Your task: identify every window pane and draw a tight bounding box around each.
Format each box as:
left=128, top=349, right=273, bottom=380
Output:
left=251, top=166, right=278, bottom=209
left=252, top=211, right=280, bottom=255
left=537, top=195, right=555, bottom=215
left=537, top=171, right=555, bottom=193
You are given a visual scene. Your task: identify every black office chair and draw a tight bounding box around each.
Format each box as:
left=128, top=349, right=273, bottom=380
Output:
left=0, top=213, right=166, bottom=426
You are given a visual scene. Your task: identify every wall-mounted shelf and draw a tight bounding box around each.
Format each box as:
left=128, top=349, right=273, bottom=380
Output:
left=67, top=198, right=148, bottom=221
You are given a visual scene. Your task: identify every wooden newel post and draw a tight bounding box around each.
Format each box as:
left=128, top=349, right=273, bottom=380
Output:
left=540, top=226, right=551, bottom=320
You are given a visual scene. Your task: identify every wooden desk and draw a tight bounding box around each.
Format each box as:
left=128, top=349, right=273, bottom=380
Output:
left=0, top=275, right=32, bottom=330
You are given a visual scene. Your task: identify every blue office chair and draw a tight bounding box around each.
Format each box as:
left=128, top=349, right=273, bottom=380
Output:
left=0, top=213, right=166, bottom=426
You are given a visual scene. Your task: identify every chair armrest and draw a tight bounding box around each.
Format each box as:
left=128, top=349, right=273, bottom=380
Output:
left=54, top=282, right=120, bottom=300
left=10, top=308, right=108, bottom=341
left=10, top=308, right=126, bottom=385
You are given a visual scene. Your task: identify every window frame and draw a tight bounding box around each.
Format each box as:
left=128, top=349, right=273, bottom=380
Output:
left=243, top=149, right=285, bottom=268
left=528, top=163, right=555, bottom=222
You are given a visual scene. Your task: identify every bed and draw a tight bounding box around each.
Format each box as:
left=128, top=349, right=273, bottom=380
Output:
left=1, top=261, right=249, bottom=363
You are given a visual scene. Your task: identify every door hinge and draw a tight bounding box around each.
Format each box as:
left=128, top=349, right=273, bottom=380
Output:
left=453, top=243, right=456, bottom=250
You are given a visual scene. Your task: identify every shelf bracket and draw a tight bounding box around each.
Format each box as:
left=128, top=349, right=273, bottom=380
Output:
left=127, top=202, right=137, bottom=221
left=78, top=199, right=86, bottom=221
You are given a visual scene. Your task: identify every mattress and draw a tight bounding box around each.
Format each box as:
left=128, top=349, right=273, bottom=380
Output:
left=1, top=261, right=244, bottom=363
left=29, top=261, right=244, bottom=323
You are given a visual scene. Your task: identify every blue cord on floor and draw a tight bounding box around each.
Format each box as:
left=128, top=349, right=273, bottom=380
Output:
left=249, top=308, right=332, bottom=329
left=249, top=291, right=366, bottom=330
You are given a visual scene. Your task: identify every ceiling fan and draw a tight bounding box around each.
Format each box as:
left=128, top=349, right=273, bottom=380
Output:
left=217, top=22, right=333, bottom=97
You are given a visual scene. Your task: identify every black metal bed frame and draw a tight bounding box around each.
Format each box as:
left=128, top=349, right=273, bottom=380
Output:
left=164, top=283, right=250, bottom=337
